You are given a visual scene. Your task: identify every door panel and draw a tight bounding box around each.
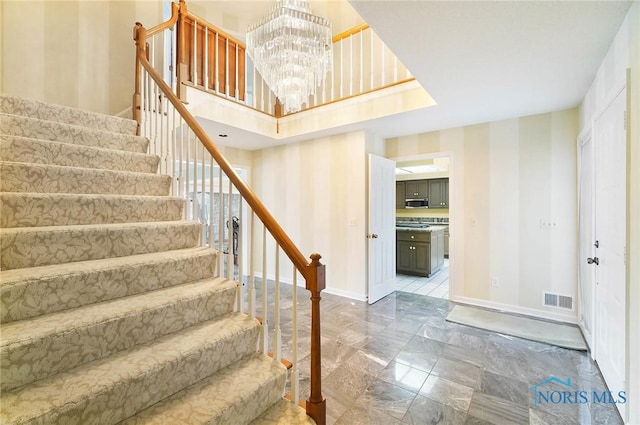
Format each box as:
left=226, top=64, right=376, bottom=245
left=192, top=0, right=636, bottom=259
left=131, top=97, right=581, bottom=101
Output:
left=397, top=241, right=413, bottom=272
left=414, top=243, right=430, bottom=275
left=593, top=88, right=627, bottom=419
left=578, top=133, right=595, bottom=350
left=368, top=154, right=396, bottom=304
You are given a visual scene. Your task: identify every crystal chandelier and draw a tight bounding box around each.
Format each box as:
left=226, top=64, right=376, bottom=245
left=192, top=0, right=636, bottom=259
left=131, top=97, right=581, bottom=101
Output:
left=246, top=0, right=332, bottom=114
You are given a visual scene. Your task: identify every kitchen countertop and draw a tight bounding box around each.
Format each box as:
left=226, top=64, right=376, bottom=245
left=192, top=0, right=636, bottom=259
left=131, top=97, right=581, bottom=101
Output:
left=396, top=224, right=448, bottom=232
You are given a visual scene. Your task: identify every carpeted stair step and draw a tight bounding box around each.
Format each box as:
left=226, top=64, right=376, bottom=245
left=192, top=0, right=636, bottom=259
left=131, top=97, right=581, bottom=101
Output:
left=0, top=247, right=217, bottom=323
left=0, top=135, right=159, bottom=173
left=0, top=114, right=147, bottom=153
left=0, top=314, right=261, bottom=425
left=250, top=400, right=316, bottom=425
left=1, top=277, right=237, bottom=391
left=0, top=161, right=171, bottom=196
left=0, top=193, right=184, bottom=228
left=0, top=221, right=201, bottom=270
left=118, top=354, right=287, bottom=425
left=0, top=95, right=138, bottom=135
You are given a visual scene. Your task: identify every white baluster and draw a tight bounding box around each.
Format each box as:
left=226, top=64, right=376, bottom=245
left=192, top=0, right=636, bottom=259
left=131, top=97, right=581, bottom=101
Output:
left=200, top=143, right=206, bottom=245
left=209, top=156, right=214, bottom=248
left=370, top=29, right=374, bottom=91
left=237, top=199, right=244, bottom=311
left=248, top=211, right=256, bottom=318
left=218, top=166, right=224, bottom=275
left=339, top=39, right=344, bottom=99
left=381, top=39, right=386, bottom=86
left=261, top=225, right=268, bottom=355
left=272, top=244, right=281, bottom=362
left=359, top=29, right=364, bottom=94
left=393, top=55, right=398, bottom=83
left=192, top=129, right=198, bottom=225
left=227, top=178, right=233, bottom=281
left=177, top=116, right=183, bottom=201
left=291, top=265, right=299, bottom=404
left=171, top=107, right=177, bottom=196
left=349, top=34, right=353, bottom=96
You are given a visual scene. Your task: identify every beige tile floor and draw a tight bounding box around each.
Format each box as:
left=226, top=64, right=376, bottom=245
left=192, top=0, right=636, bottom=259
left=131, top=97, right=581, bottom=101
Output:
left=395, top=259, right=449, bottom=299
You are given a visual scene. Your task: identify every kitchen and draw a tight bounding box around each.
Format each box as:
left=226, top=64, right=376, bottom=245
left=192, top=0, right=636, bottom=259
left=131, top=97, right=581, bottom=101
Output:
left=395, top=157, right=450, bottom=298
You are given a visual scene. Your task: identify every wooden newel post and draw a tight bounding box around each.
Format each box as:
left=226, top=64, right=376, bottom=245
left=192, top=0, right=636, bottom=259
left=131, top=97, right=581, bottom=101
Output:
left=132, top=22, right=146, bottom=136
left=306, top=253, right=326, bottom=425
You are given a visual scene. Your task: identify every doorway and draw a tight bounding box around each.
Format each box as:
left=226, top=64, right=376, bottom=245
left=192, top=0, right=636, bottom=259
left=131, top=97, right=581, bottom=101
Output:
left=578, top=86, right=628, bottom=421
left=392, top=152, right=455, bottom=299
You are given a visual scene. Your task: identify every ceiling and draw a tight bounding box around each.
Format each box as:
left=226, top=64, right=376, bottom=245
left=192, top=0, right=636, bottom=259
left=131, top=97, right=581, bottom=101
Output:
left=195, top=0, right=632, bottom=149
left=348, top=0, right=632, bottom=137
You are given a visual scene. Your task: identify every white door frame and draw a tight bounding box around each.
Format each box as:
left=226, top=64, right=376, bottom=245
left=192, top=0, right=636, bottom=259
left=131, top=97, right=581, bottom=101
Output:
left=391, top=151, right=455, bottom=298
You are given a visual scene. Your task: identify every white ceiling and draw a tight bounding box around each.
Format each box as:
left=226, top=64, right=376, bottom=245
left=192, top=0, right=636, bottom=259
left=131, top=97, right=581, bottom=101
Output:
left=195, top=0, right=632, bottom=149
left=347, top=0, right=633, bottom=136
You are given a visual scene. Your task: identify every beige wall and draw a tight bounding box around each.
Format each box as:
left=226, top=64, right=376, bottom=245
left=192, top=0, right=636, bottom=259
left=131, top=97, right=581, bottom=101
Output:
left=251, top=131, right=369, bottom=300
left=388, top=109, right=579, bottom=321
left=1, top=0, right=163, bottom=115
left=579, top=3, right=639, bottom=423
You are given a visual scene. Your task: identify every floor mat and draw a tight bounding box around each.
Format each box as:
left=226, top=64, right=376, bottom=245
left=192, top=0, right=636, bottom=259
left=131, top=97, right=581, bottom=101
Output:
left=446, top=305, right=587, bottom=350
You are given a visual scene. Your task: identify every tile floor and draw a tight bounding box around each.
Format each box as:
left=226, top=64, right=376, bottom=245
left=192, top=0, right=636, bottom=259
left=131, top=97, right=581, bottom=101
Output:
left=395, top=259, right=450, bottom=299
left=275, top=288, right=623, bottom=425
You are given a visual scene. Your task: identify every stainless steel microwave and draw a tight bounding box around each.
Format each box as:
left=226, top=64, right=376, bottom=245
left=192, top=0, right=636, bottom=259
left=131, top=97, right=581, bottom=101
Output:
left=405, top=198, right=428, bottom=208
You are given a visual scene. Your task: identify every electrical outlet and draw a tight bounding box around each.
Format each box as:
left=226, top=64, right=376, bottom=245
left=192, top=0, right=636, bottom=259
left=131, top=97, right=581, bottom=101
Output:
left=491, top=276, right=500, bottom=287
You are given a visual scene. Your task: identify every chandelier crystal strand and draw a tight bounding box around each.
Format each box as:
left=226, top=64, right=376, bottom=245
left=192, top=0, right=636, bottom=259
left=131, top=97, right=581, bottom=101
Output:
left=246, top=0, right=332, bottom=114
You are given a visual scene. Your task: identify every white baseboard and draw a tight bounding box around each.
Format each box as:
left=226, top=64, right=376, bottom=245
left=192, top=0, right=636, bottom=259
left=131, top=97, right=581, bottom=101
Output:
left=450, top=295, right=579, bottom=324
left=251, top=272, right=367, bottom=302
left=322, top=287, right=368, bottom=302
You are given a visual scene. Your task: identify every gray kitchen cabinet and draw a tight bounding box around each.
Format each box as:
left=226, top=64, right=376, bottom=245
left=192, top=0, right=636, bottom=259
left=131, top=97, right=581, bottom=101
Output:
left=396, top=229, right=444, bottom=277
left=428, top=178, right=449, bottom=208
left=396, top=181, right=406, bottom=209
left=405, top=180, right=428, bottom=199
left=397, top=239, right=430, bottom=276
left=444, top=226, right=450, bottom=258
left=396, top=230, right=430, bottom=276
left=436, top=230, right=445, bottom=269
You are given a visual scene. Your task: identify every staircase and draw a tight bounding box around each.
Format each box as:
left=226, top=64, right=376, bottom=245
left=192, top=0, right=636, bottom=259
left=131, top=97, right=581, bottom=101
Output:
left=0, top=95, right=314, bottom=425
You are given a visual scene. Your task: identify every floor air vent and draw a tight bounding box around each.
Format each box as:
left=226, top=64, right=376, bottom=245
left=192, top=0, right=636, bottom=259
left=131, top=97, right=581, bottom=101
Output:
left=543, top=292, right=574, bottom=310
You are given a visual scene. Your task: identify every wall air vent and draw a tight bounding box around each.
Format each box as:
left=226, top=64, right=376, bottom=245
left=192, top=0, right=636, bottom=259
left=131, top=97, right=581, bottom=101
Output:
left=543, top=292, right=574, bottom=310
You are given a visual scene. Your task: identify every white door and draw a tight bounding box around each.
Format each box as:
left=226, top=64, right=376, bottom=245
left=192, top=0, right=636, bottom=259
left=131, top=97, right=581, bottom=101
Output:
left=578, top=133, right=595, bottom=350
left=367, top=154, right=396, bottom=304
left=593, top=88, right=627, bottom=418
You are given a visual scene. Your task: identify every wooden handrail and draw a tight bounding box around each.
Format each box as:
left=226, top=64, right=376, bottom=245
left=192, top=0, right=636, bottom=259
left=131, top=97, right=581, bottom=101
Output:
left=332, top=23, right=369, bottom=43
left=183, top=9, right=246, bottom=49
left=146, top=1, right=180, bottom=37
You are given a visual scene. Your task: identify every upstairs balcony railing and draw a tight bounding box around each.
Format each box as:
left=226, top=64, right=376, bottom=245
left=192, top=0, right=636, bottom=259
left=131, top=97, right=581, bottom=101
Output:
left=151, top=0, right=414, bottom=116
